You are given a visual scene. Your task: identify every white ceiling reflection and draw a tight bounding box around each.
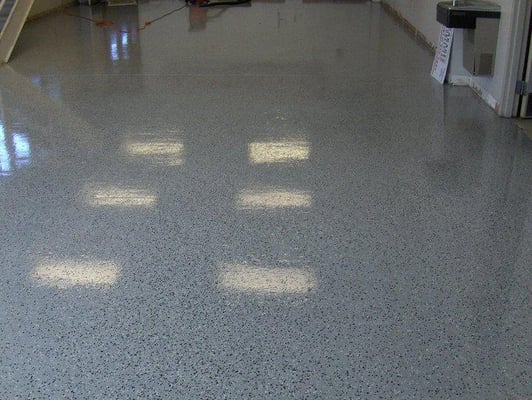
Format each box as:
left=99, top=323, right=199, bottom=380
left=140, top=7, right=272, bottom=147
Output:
left=84, top=185, right=157, bottom=207
left=30, top=75, right=62, bottom=101
left=31, top=260, right=120, bottom=289
left=219, top=264, right=317, bottom=294
left=122, top=135, right=184, bottom=166
left=248, top=141, right=310, bottom=164
left=237, top=188, right=312, bottom=209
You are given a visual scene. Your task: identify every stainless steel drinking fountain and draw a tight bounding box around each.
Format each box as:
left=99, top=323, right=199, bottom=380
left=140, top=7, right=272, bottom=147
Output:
left=437, top=1, right=501, bottom=76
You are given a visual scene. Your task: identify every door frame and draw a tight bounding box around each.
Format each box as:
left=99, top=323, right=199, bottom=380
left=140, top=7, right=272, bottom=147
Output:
left=518, top=2, right=532, bottom=117
left=508, top=0, right=532, bottom=117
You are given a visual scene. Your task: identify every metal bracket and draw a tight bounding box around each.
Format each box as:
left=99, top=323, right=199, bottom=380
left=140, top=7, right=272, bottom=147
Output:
left=516, top=80, right=531, bottom=96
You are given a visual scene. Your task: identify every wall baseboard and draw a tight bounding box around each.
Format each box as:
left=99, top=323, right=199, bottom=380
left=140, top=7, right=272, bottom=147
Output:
left=448, top=75, right=471, bottom=87
left=381, top=2, right=437, bottom=53
left=470, top=79, right=500, bottom=113
left=27, top=1, right=77, bottom=22
left=448, top=74, right=500, bottom=113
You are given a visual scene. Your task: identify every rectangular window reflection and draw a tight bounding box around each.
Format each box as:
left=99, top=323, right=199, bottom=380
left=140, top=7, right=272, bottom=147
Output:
left=84, top=185, right=157, bottom=207
left=31, top=260, right=120, bottom=289
left=219, top=264, right=316, bottom=294
left=12, top=133, right=31, bottom=167
left=0, top=121, right=33, bottom=176
left=237, top=188, right=312, bottom=209
left=110, top=32, right=119, bottom=61
left=249, top=141, right=310, bottom=164
left=0, top=121, right=11, bottom=176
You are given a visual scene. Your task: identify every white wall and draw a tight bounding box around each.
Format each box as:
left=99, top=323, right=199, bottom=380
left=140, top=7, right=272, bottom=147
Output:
left=382, top=0, right=442, bottom=47
left=382, top=0, right=526, bottom=117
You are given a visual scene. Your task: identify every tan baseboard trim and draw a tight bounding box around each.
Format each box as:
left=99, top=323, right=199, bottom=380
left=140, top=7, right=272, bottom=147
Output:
left=381, top=2, right=437, bottom=54
left=514, top=118, right=532, bottom=140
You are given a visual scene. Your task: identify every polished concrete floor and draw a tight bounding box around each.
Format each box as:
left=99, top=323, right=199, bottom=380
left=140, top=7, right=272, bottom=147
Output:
left=1, top=1, right=531, bottom=399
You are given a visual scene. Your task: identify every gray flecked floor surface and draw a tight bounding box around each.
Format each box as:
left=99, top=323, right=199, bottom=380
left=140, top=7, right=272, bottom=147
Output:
left=0, top=1, right=531, bottom=399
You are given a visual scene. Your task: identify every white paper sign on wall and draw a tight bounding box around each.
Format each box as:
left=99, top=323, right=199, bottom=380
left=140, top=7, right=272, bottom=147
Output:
left=431, top=26, right=454, bottom=84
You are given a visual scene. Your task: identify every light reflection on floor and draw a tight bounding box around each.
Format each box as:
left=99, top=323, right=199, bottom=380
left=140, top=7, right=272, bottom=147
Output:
left=237, top=188, right=313, bottom=209
left=219, top=264, right=317, bottom=294
left=122, top=134, right=184, bottom=166
left=31, top=260, right=121, bottom=289
left=0, top=2, right=529, bottom=397
left=83, top=184, right=158, bottom=207
left=0, top=121, right=10, bottom=175
left=248, top=140, right=310, bottom=164
left=0, top=120, right=32, bottom=176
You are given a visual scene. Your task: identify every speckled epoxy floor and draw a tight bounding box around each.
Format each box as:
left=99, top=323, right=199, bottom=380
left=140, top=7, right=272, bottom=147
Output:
left=0, top=1, right=531, bottom=399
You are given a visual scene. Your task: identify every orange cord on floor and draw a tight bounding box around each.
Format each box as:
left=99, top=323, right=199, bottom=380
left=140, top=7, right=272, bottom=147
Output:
left=60, top=1, right=187, bottom=34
